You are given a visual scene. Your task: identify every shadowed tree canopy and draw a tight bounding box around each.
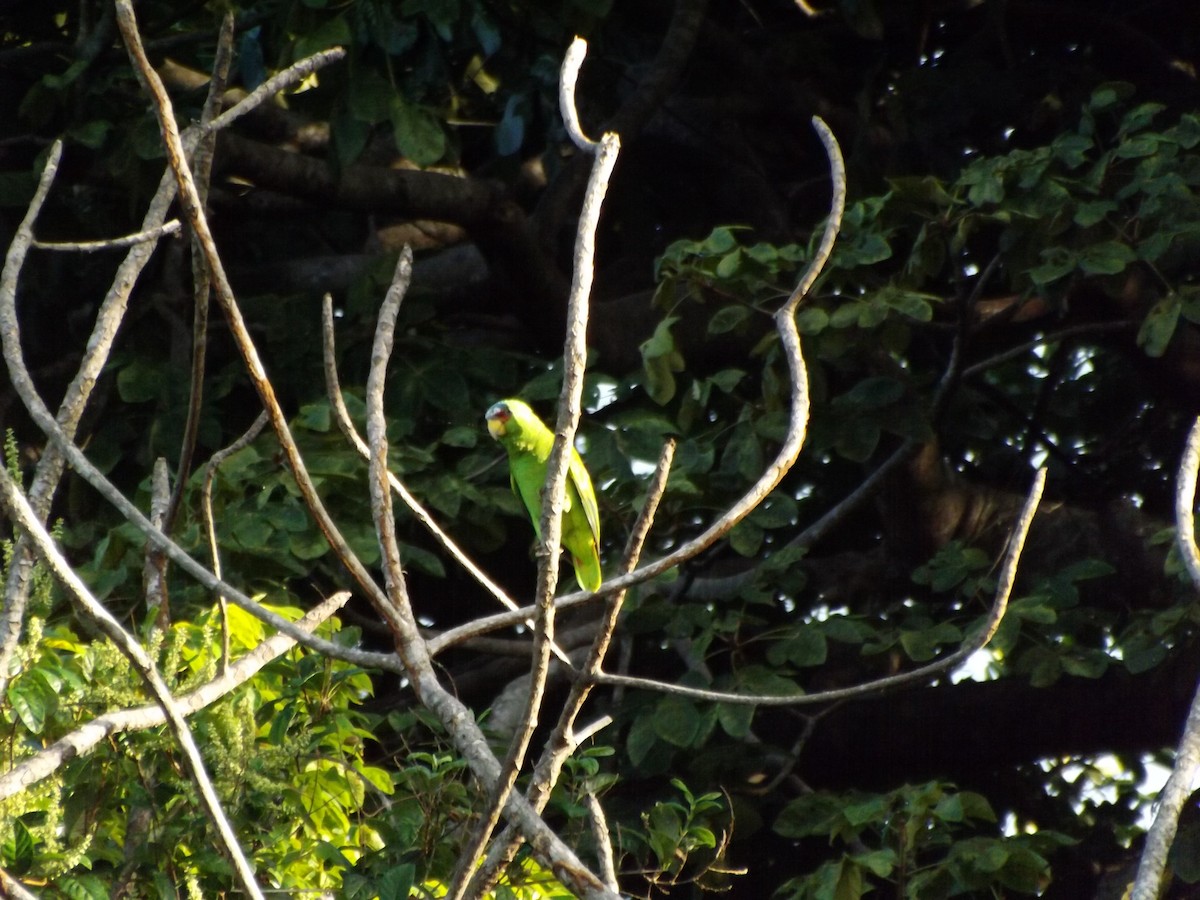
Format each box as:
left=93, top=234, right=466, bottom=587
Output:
left=3, top=1, right=1200, bottom=898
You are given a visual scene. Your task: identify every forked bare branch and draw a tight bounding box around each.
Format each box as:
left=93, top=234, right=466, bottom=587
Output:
left=592, top=467, right=1045, bottom=705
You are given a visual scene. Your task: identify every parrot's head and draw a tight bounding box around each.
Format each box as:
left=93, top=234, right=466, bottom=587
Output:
left=486, top=398, right=531, bottom=442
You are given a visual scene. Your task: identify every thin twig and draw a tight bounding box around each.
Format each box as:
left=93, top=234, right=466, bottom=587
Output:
left=0, top=156, right=397, bottom=669
left=587, top=792, right=620, bottom=891
left=560, top=38, right=598, bottom=151
left=961, top=321, right=1136, bottom=380
left=0, top=59, right=395, bottom=682
left=202, top=412, right=269, bottom=675
left=0, top=591, right=350, bottom=801
left=31, top=220, right=182, bottom=251
left=0, top=465, right=266, bottom=900
left=143, top=457, right=171, bottom=629
left=1130, top=418, right=1200, bottom=900
left=593, top=468, right=1046, bottom=705
left=350, top=229, right=613, bottom=892
left=200, top=47, right=347, bottom=136
left=165, top=9, right=237, bottom=537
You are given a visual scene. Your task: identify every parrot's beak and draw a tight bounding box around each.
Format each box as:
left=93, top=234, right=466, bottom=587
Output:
left=486, top=403, right=508, bottom=439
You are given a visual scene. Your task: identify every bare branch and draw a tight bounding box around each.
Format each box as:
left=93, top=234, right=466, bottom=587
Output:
left=1172, top=417, right=1200, bottom=587
left=560, top=37, right=598, bottom=150
left=0, top=122, right=187, bottom=694
left=0, top=866, right=40, bottom=900
left=318, top=297, right=537, bottom=620
left=592, top=467, right=1046, bottom=705
left=142, top=457, right=171, bottom=629
left=201, top=47, right=348, bottom=137
left=1130, top=418, right=1200, bottom=900
left=449, top=42, right=623, bottom=896
left=31, top=220, right=182, bottom=251
left=587, top=793, right=620, bottom=891
left=0, top=591, right=350, bottom=801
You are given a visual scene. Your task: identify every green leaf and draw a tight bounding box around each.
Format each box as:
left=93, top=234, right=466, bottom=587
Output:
left=1077, top=240, right=1135, bottom=275
left=1009, top=597, right=1058, bottom=624
left=843, top=795, right=889, bottom=827
left=1028, top=247, right=1077, bottom=285
left=116, top=359, right=164, bottom=403
left=715, top=248, right=743, bottom=278
left=774, top=793, right=844, bottom=838
left=708, top=304, right=751, bottom=335
left=56, top=875, right=110, bottom=900
left=934, top=793, right=965, bottom=822
left=1073, top=200, right=1116, bottom=226
left=899, top=622, right=961, bottom=662
left=1122, top=636, right=1167, bottom=674
left=1138, top=294, right=1181, bottom=357
left=441, top=425, right=477, bottom=447
left=349, top=67, right=396, bottom=123
left=390, top=96, right=446, bottom=165
left=357, top=764, right=395, bottom=795
left=767, top=628, right=828, bottom=667
left=878, top=286, right=935, bottom=321
left=852, top=848, right=896, bottom=878
left=640, top=316, right=685, bottom=404
left=8, top=818, right=35, bottom=870
left=796, top=306, right=829, bottom=334
left=839, top=376, right=905, bottom=409
left=830, top=301, right=866, bottom=329
left=10, top=679, right=49, bottom=733
left=376, top=863, right=416, bottom=900
left=294, top=13, right=352, bottom=57
left=729, top=519, right=763, bottom=556
left=626, top=713, right=659, bottom=766
left=717, top=702, right=754, bottom=739
left=495, top=94, right=526, bottom=156
left=653, top=695, right=703, bottom=748
left=1061, top=651, right=1109, bottom=679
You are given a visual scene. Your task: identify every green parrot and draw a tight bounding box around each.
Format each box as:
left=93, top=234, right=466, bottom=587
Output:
left=485, top=398, right=602, bottom=592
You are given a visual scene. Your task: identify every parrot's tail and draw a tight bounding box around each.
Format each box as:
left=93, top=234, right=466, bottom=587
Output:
left=572, top=552, right=602, bottom=593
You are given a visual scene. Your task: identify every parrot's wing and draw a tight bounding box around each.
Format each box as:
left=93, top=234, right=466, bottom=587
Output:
left=509, top=470, right=541, bottom=539
left=568, top=449, right=600, bottom=545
